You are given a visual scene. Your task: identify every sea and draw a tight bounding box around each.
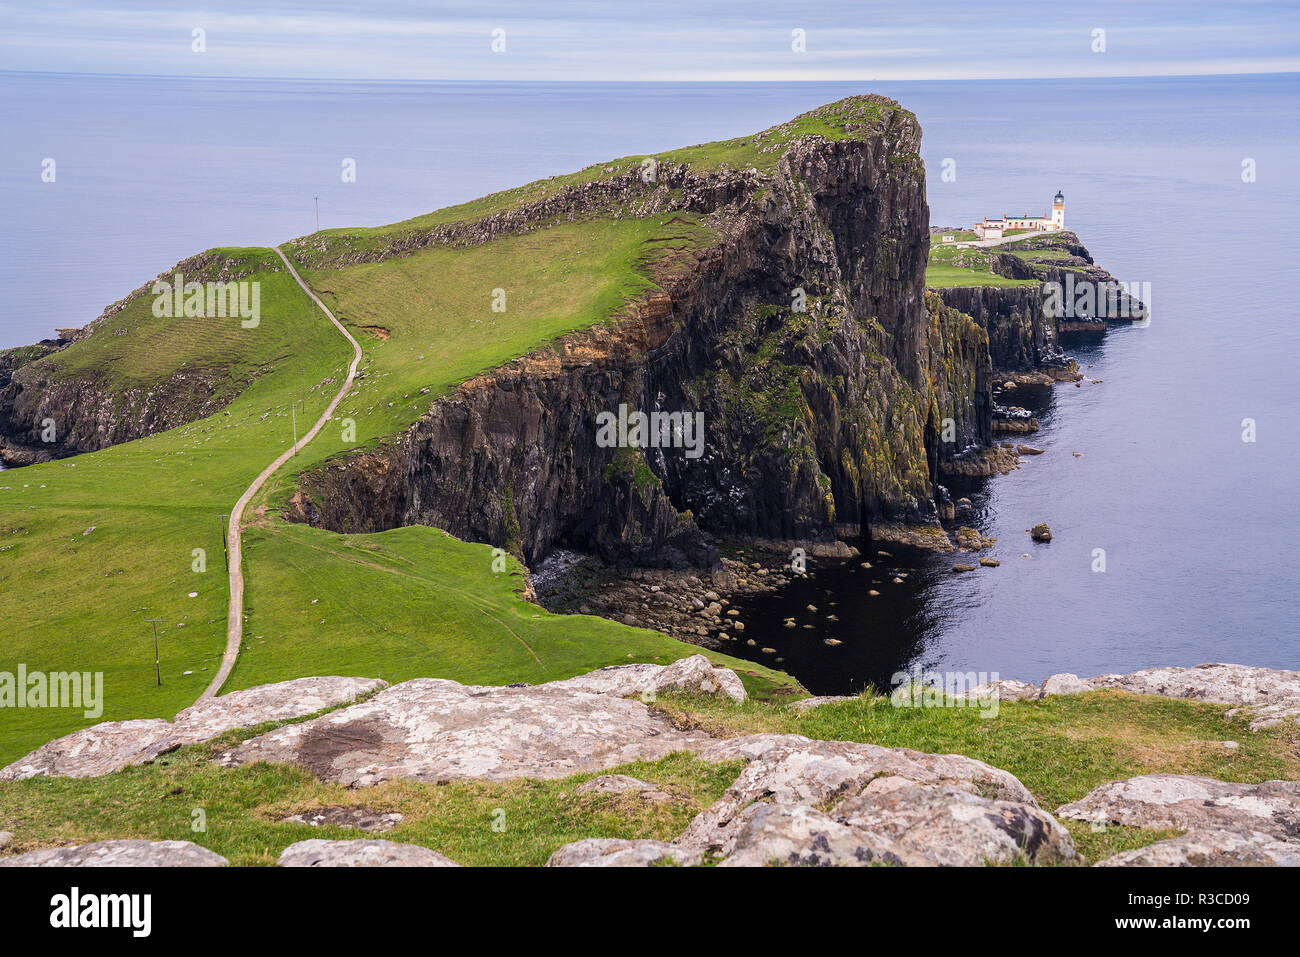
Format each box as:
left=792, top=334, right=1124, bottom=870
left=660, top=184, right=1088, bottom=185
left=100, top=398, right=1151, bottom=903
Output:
left=2, top=71, right=1296, bottom=689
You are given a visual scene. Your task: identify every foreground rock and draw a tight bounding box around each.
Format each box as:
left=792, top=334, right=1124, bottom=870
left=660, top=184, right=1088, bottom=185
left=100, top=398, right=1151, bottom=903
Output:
left=0, top=840, right=227, bottom=867
left=546, top=838, right=699, bottom=867
left=549, top=655, right=746, bottom=702
left=277, top=839, right=459, bottom=867
left=1057, top=774, right=1300, bottom=840
left=1036, top=663, right=1300, bottom=730
left=218, top=659, right=743, bottom=786
left=282, top=807, right=404, bottom=832
left=0, top=676, right=388, bottom=781
left=674, top=734, right=1070, bottom=866
left=548, top=733, right=1074, bottom=867
left=1097, top=829, right=1300, bottom=867
left=574, top=774, right=674, bottom=803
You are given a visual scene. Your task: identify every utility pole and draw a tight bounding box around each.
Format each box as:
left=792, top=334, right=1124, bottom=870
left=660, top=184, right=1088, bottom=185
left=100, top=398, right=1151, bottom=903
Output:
left=314, top=195, right=319, bottom=233
left=291, top=401, right=299, bottom=452
left=217, top=514, right=229, bottom=570
left=145, top=620, right=163, bottom=686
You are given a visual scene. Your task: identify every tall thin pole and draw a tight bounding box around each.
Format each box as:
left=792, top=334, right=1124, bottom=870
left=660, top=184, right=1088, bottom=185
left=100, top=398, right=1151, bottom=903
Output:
left=291, top=402, right=299, bottom=452
left=217, top=514, right=229, bottom=570
left=314, top=196, right=319, bottom=233
left=145, top=620, right=162, bottom=686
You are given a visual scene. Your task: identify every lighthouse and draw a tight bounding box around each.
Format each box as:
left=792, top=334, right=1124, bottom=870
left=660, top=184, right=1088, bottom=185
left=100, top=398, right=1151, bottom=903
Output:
left=1051, top=190, right=1065, bottom=230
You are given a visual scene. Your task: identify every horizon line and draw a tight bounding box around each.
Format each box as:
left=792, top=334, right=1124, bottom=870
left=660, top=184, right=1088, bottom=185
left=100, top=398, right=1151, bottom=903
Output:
left=4, top=68, right=1298, bottom=84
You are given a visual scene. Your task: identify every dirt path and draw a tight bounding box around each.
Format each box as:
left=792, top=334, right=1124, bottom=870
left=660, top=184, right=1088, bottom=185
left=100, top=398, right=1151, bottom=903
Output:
left=197, top=247, right=363, bottom=701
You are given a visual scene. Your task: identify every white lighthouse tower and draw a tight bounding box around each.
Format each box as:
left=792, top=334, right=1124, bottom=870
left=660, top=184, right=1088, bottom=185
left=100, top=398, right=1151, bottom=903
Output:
left=1051, top=190, right=1065, bottom=230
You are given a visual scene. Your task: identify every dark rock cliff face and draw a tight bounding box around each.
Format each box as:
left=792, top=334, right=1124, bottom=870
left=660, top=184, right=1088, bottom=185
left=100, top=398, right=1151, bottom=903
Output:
left=292, top=100, right=994, bottom=569
left=932, top=285, right=1053, bottom=372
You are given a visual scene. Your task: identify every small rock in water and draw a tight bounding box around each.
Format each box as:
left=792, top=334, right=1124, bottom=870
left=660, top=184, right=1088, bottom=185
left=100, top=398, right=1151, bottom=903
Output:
left=806, top=604, right=817, bottom=612
left=952, top=564, right=978, bottom=573
left=868, top=589, right=880, bottom=596
left=1030, top=523, right=1053, bottom=542
left=892, top=577, right=904, bottom=584
left=760, top=647, right=776, bottom=655
left=823, top=638, right=842, bottom=647
left=979, top=558, right=1000, bottom=567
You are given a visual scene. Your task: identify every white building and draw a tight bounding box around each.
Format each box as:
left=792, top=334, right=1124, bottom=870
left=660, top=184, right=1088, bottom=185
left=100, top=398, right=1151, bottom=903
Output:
left=974, top=191, right=1065, bottom=240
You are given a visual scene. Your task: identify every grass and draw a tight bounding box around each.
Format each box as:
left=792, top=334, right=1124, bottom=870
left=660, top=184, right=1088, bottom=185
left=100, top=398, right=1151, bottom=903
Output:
left=0, top=213, right=792, bottom=768
left=926, top=238, right=1042, bottom=288
left=1, top=688, right=1291, bottom=866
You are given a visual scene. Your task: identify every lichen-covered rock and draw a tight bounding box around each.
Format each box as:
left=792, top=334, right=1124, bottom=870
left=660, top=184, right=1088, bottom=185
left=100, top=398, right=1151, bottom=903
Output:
left=0, top=719, right=176, bottom=781
left=834, top=778, right=1074, bottom=866
left=277, top=839, right=459, bottom=867
left=1096, top=829, right=1300, bottom=867
left=0, top=676, right=388, bottom=781
left=952, top=679, right=1038, bottom=703
left=281, top=807, right=404, bottom=832
left=718, top=803, right=919, bottom=867
left=0, top=840, right=227, bottom=867
left=788, top=695, right=858, bottom=713
left=1039, top=673, right=1092, bottom=696
left=1057, top=775, right=1300, bottom=840
left=545, top=838, right=699, bottom=867
left=1035, top=663, right=1300, bottom=730
left=220, top=676, right=713, bottom=786
left=574, top=774, right=673, bottom=803
left=549, top=655, right=745, bottom=702
left=680, top=734, right=1043, bottom=859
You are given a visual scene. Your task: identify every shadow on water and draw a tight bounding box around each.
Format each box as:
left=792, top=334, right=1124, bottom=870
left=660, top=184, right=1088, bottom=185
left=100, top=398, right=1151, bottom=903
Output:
left=727, top=549, right=952, bottom=696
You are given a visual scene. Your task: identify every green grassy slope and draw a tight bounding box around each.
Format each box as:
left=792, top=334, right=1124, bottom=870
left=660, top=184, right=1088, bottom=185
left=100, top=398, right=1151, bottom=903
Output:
left=0, top=152, right=802, bottom=765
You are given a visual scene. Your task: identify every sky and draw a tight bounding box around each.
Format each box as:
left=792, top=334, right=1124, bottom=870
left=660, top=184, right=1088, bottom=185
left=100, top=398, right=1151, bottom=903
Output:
left=1, top=1, right=1298, bottom=81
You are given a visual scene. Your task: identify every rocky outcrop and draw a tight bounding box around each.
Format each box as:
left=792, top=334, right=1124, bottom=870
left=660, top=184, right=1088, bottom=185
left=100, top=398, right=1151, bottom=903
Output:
left=217, top=657, right=742, bottom=786
left=574, top=774, right=674, bottom=803
left=545, top=838, right=698, bottom=867
left=0, top=839, right=228, bottom=867
left=548, top=732, right=1073, bottom=867
left=277, top=839, right=460, bottom=867
left=0, top=676, right=387, bottom=780
left=1036, top=662, right=1300, bottom=730
left=287, top=98, right=991, bottom=569
left=1057, top=775, right=1300, bottom=840
left=1096, top=829, right=1300, bottom=867
left=281, top=807, right=404, bottom=832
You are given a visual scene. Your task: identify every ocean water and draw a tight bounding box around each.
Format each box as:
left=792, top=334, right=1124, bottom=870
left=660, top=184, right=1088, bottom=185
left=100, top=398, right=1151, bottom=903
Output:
left=2, top=72, right=1297, bottom=687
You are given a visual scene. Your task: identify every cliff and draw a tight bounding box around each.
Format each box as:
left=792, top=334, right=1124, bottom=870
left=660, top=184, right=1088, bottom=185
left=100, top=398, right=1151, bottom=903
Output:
left=287, top=97, right=992, bottom=568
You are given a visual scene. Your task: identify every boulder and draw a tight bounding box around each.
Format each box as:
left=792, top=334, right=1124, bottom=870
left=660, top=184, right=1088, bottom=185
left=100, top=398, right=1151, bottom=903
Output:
left=1030, top=523, right=1052, bottom=542
left=680, top=734, right=1047, bottom=861
left=0, top=676, right=388, bottom=781
left=1039, top=673, right=1093, bottom=696
left=277, top=839, right=459, bottom=867
left=546, top=838, right=699, bottom=867
left=0, top=840, right=227, bottom=867
left=718, top=803, right=918, bottom=867
left=1057, top=774, right=1300, bottom=840
left=547, top=654, right=746, bottom=703
left=220, top=676, right=714, bottom=786
left=281, top=807, right=404, bottom=832
left=788, top=695, right=858, bottom=713
left=1096, top=829, right=1300, bottom=867
left=574, top=774, right=673, bottom=803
